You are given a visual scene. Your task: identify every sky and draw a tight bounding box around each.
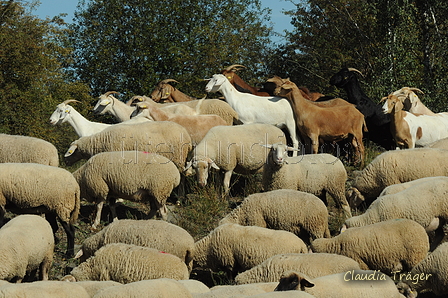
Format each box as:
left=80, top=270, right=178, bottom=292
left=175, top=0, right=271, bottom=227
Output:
left=32, top=0, right=296, bottom=43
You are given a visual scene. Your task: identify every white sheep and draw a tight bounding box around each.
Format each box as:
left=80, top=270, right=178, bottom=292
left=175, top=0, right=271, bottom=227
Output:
left=68, top=281, right=122, bottom=297
left=378, top=176, right=448, bottom=197
left=177, top=279, right=210, bottom=295
left=72, top=151, right=180, bottom=228
left=343, top=176, right=448, bottom=250
left=91, top=278, right=193, bottom=298
left=248, top=291, right=317, bottom=298
left=0, top=215, right=54, bottom=282
left=311, top=219, right=429, bottom=275
left=49, top=100, right=112, bottom=137
left=75, top=219, right=195, bottom=271
left=194, top=283, right=275, bottom=298
left=194, top=223, right=307, bottom=278
left=0, top=281, right=91, bottom=298
left=131, top=101, right=228, bottom=145
left=426, top=136, right=448, bottom=149
left=0, top=133, right=59, bottom=166
left=234, top=253, right=361, bottom=285
left=262, top=142, right=351, bottom=218
left=396, top=242, right=448, bottom=297
left=65, top=243, right=190, bottom=283
left=64, top=120, right=192, bottom=170
left=0, top=163, right=80, bottom=257
left=205, top=73, right=299, bottom=155
left=275, top=270, right=406, bottom=298
left=219, top=189, right=331, bottom=244
left=186, top=123, right=287, bottom=195
left=348, top=148, right=448, bottom=208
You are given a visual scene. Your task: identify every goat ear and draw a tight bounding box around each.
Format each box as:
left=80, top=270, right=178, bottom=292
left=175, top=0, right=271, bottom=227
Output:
left=286, top=146, right=300, bottom=151
left=99, top=100, right=110, bottom=106
left=64, top=143, right=78, bottom=157
left=261, top=144, right=273, bottom=149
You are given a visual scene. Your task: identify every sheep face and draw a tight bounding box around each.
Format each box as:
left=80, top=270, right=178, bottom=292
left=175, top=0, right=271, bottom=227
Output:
left=205, top=74, right=227, bottom=93
left=190, top=157, right=220, bottom=187
left=266, top=143, right=297, bottom=166
left=275, top=271, right=315, bottom=291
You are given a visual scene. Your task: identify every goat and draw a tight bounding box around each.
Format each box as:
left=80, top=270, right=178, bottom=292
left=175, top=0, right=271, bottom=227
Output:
left=383, top=87, right=448, bottom=117
left=93, top=91, right=136, bottom=122
left=131, top=101, right=228, bottom=145
left=205, top=73, right=300, bottom=156
left=149, top=79, right=197, bottom=103
left=50, top=100, right=111, bottom=137
left=274, top=78, right=366, bottom=166
left=222, top=64, right=324, bottom=101
left=330, top=68, right=395, bottom=150
left=381, top=94, right=448, bottom=148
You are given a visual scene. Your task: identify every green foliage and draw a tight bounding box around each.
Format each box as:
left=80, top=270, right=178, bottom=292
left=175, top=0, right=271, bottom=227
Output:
left=0, top=0, right=93, bottom=155
left=69, top=0, right=273, bottom=98
left=267, top=0, right=448, bottom=112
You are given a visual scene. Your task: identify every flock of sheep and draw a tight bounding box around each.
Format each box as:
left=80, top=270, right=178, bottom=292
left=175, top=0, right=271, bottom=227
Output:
left=0, top=66, right=448, bottom=297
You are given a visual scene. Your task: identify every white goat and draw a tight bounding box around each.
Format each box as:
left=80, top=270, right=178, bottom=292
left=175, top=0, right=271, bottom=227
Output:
left=93, top=91, right=136, bottom=122
left=382, top=94, right=448, bottom=148
left=49, top=100, right=111, bottom=137
left=382, top=87, right=448, bottom=116
left=205, top=74, right=299, bottom=155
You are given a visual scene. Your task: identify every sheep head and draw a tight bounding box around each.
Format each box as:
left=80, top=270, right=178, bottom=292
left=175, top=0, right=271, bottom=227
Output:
left=274, top=271, right=315, bottom=291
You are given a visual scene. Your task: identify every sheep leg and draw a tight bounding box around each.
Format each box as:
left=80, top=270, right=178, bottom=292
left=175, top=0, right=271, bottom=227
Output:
left=92, top=200, right=105, bottom=229
left=45, top=212, right=60, bottom=244
left=39, top=257, right=51, bottom=281
left=108, top=197, right=118, bottom=223
left=0, top=205, right=5, bottom=226
left=428, top=218, right=445, bottom=251
left=59, top=219, right=75, bottom=258
left=223, top=170, right=233, bottom=197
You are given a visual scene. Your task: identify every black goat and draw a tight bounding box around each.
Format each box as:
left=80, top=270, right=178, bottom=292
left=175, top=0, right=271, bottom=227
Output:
left=330, top=68, right=395, bottom=150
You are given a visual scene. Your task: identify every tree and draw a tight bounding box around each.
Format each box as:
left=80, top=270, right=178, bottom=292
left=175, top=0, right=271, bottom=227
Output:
left=69, top=0, right=273, bottom=98
left=0, top=0, right=92, bottom=154
left=268, top=0, right=448, bottom=112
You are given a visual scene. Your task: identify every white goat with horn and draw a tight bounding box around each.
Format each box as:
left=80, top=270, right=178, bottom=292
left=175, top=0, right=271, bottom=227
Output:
left=93, top=91, right=136, bottom=122
left=50, top=100, right=111, bottom=137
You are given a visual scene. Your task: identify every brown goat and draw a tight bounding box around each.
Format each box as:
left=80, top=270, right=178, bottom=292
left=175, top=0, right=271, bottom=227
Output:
left=275, top=79, right=366, bottom=166
left=150, top=79, right=197, bottom=103
left=133, top=101, right=228, bottom=145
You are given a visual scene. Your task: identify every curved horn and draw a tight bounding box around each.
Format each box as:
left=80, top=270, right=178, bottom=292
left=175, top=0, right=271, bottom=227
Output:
left=160, top=79, right=179, bottom=84
left=347, top=68, right=364, bottom=77
left=224, top=64, right=246, bottom=72
left=104, top=91, right=120, bottom=97
left=408, top=87, right=424, bottom=95
left=62, top=99, right=81, bottom=105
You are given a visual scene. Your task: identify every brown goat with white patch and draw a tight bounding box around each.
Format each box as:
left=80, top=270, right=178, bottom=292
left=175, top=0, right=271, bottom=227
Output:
left=132, top=101, right=228, bottom=145
left=274, top=79, right=366, bottom=165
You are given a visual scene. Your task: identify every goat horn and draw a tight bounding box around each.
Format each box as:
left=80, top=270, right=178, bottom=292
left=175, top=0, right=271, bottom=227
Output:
left=224, top=64, right=246, bottom=72
left=160, top=79, right=179, bottom=84
left=104, top=91, right=120, bottom=97
left=347, top=68, right=364, bottom=77
left=379, top=96, right=388, bottom=103
left=409, top=87, right=424, bottom=95
left=62, top=99, right=81, bottom=105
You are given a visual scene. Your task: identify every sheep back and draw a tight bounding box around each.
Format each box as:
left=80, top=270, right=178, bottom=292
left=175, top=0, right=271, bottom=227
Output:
left=0, top=215, right=54, bottom=282
left=0, top=281, right=90, bottom=298
left=73, top=151, right=180, bottom=206
left=194, top=123, right=287, bottom=174
left=351, top=148, right=448, bottom=203
left=0, top=163, right=80, bottom=225
left=182, top=98, right=239, bottom=125
left=194, top=223, right=307, bottom=276
left=91, top=279, right=193, bottom=298
left=0, top=134, right=59, bottom=166
left=65, top=121, right=192, bottom=169
left=70, top=243, right=189, bottom=283
left=79, top=219, right=194, bottom=270
left=219, top=189, right=330, bottom=243
left=311, top=219, right=429, bottom=274
left=234, top=253, right=361, bottom=285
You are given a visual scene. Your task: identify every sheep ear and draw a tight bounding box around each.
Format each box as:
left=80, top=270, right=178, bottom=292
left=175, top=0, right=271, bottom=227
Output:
left=300, top=278, right=314, bottom=289
left=184, top=161, right=193, bottom=171
left=208, top=159, right=220, bottom=170
left=74, top=249, right=83, bottom=259
left=64, top=143, right=78, bottom=157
